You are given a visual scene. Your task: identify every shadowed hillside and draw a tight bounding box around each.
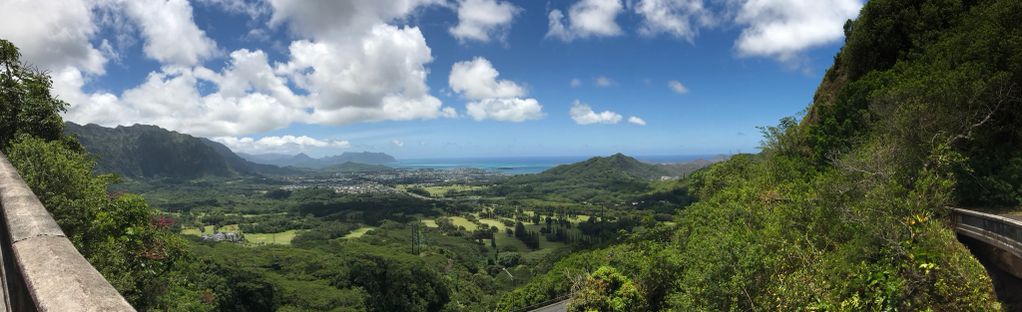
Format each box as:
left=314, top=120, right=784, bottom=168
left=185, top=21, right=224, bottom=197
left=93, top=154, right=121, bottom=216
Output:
left=65, top=122, right=288, bottom=179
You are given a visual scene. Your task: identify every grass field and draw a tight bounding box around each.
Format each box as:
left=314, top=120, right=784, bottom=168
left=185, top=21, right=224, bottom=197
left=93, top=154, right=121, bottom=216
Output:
left=449, top=216, right=478, bottom=231
left=398, top=184, right=487, bottom=197
left=422, top=185, right=485, bottom=197
left=342, top=226, right=376, bottom=239
left=245, top=230, right=299, bottom=245
left=566, top=214, right=591, bottom=223
left=421, top=219, right=439, bottom=228
left=477, top=218, right=509, bottom=232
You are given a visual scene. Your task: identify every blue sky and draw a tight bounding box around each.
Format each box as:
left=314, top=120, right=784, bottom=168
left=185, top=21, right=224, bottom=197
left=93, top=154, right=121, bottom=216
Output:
left=0, top=0, right=863, bottom=158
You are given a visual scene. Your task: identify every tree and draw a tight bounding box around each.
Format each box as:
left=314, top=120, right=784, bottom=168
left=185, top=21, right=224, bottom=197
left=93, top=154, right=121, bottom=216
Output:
left=568, top=266, right=645, bottom=312
left=1, top=39, right=189, bottom=309
left=0, top=39, right=66, bottom=150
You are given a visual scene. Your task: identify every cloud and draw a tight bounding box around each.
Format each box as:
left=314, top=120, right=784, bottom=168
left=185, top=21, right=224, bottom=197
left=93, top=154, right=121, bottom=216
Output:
left=268, top=1, right=456, bottom=126
left=62, top=0, right=458, bottom=136
left=542, top=0, right=860, bottom=64
left=267, top=0, right=441, bottom=40
left=594, top=76, right=614, bottom=87
left=121, top=0, right=220, bottom=66
left=213, top=135, right=350, bottom=154
left=449, top=0, right=521, bottom=43
left=733, top=0, right=862, bottom=61
left=547, top=0, right=624, bottom=41
left=196, top=0, right=269, bottom=19
left=570, top=78, right=582, bottom=87
left=450, top=57, right=544, bottom=122
left=466, top=98, right=544, bottom=122
left=392, top=139, right=405, bottom=147
left=60, top=50, right=306, bottom=137
left=570, top=100, right=622, bottom=125
left=668, top=80, right=688, bottom=94
left=449, top=57, right=525, bottom=99
left=279, top=25, right=454, bottom=125
left=58, top=0, right=457, bottom=136
left=0, top=0, right=107, bottom=74
left=634, top=0, right=713, bottom=41
left=628, top=116, right=647, bottom=125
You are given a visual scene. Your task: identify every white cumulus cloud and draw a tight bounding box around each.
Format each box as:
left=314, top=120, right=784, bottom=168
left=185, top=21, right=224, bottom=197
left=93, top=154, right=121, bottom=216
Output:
left=279, top=25, right=453, bottom=125
left=449, top=0, right=521, bottom=43
left=267, top=0, right=441, bottom=40
left=570, top=100, right=622, bottom=125
left=449, top=57, right=525, bottom=100
left=450, top=57, right=544, bottom=122
left=466, top=98, right=544, bottom=122
left=734, top=0, right=862, bottom=61
left=56, top=0, right=460, bottom=137
left=121, top=0, right=220, bottom=66
left=0, top=0, right=107, bottom=74
left=634, top=0, right=713, bottom=41
left=668, top=80, right=689, bottom=94
left=628, top=116, right=647, bottom=126
left=61, top=50, right=306, bottom=137
left=270, top=1, right=456, bottom=126
left=213, top=135, right=351, bottom=154
left=547, top=0, right=624, bottom=41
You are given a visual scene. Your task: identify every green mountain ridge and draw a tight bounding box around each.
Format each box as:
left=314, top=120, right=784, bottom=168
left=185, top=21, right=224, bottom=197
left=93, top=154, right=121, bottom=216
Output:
left=64, top=122, right=289, bottom=179
left=541, top=153, right=671, bottom=180
left=490, top=153, right=712, bottom=204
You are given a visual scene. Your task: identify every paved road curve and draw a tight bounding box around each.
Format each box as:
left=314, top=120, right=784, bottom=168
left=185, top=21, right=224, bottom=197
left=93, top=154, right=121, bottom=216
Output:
left=528, top=299, right=569, bottom=312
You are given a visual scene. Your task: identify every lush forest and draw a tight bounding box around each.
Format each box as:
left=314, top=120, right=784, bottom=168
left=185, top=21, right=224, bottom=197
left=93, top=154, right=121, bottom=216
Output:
left=500, top=0, right=1021, bottom=310
left=2, top=0, right=1022, bottom=310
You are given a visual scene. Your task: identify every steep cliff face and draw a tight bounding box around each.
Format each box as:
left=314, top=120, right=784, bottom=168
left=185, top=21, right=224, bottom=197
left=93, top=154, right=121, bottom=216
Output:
left=799, top=0, right=1022, bottom=206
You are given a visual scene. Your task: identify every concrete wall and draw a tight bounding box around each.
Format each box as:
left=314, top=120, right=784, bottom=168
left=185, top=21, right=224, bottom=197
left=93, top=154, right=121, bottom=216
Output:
left=0, top=152, right=135, bottom=312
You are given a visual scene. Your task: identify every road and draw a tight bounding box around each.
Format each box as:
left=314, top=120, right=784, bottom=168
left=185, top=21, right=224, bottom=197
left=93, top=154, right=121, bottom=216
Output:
left=528, top=299, right=569, bottom=312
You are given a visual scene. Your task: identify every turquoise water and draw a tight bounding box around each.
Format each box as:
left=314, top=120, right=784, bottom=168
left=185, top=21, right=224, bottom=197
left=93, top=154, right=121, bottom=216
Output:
left=392, top=155, right=720, bottom=175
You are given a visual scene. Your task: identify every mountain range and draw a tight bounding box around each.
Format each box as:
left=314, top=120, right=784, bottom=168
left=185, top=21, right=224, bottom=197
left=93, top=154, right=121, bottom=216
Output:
left=65, top=122, right=400, bottom=179
left=65, top=122, right=290, bottom=179
left=238, top=151, right=396, bottom=169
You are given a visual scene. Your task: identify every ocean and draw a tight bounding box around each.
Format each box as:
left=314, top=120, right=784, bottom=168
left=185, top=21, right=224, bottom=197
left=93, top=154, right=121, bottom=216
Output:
left=392, top=155, right=723, bottom=175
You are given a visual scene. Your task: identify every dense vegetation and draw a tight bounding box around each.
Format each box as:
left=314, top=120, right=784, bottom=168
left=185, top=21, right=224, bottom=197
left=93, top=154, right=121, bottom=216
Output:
left=1, top=39, right=190, bottom=310
left=3, top=0, right=1021, bottom=310
left=500, top=0, right=1020, bottom=310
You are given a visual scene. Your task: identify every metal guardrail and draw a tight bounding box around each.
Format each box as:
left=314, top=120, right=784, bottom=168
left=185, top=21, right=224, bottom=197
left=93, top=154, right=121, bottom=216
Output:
left=0, top=152, right=135, bottom=312
left=513, top=294, right=570, bottom=312
left=951, top=208, right=1022, bottom=260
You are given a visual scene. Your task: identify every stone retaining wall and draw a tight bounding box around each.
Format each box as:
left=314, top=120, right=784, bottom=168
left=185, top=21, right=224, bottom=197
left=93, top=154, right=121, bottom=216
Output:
left=0, top=152, right=134, bottom=312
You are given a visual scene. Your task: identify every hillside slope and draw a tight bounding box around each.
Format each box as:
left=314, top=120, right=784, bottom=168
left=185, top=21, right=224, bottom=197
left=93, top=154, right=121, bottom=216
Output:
left=491, top=154, right=674, bottom=203
left=65, top=123, right=287, bottom=179
left=501, top=0, right=1018, bottom=310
